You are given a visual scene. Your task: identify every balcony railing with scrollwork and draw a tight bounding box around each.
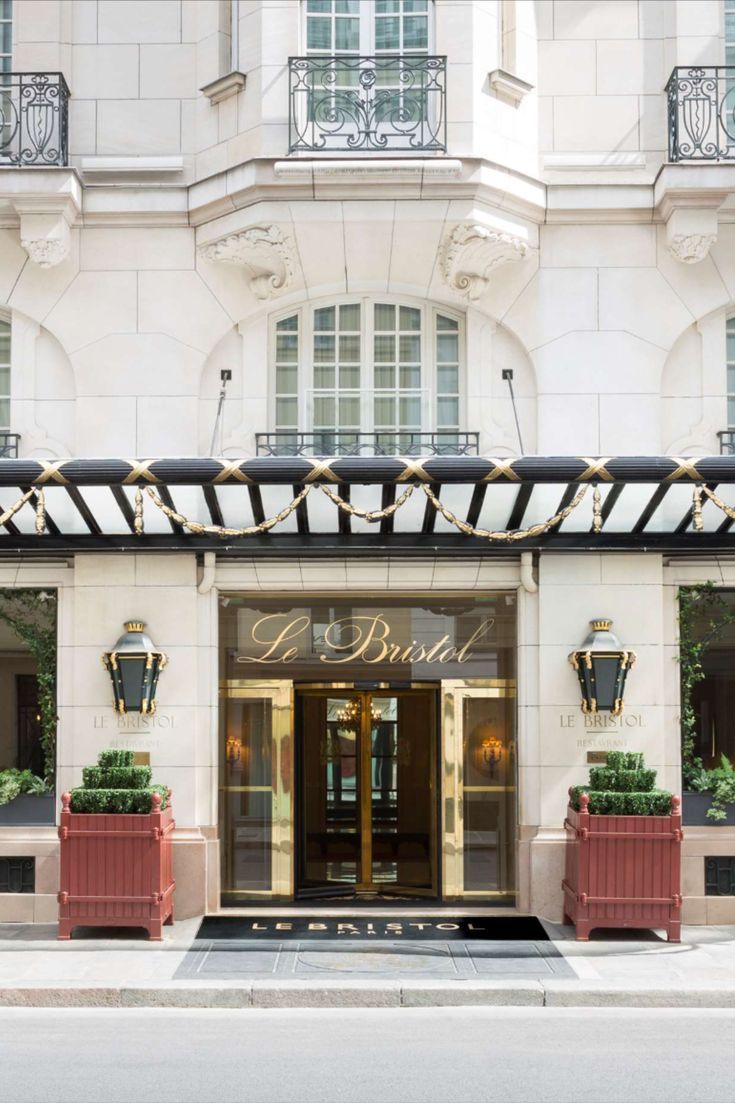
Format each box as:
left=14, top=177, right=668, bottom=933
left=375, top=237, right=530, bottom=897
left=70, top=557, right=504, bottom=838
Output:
left=0, top=74, right=69, bottom=166
left=667, top=67, right=735, bottom=161
left=0, top=433, right=19, bottom=458
left=288, top=55, right=446, bottom=154
left=256, top=431, right=478, bottom=458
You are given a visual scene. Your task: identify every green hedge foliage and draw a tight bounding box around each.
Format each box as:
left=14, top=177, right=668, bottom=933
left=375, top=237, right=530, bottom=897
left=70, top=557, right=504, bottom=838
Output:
left=605, top=751, right=644, bottom=770
left=69, top=749, right=167, bottom=814
left=82, top=765, right=152, bottom=790
left=97, top=749, right=135, bottom=768
left=571, top=751, right=673, bottom=816
left=588, top=766, right=656, bottom=792
left=570, top=786, right=674, bottom=816
left=70, top=784, right=169, bottom=815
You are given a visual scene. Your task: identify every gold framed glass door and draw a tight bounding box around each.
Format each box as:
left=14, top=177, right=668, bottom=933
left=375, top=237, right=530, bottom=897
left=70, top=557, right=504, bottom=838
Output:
left=296, top=688, right=438, bottom=898
left=219, top=680, right=293, bottom=904
left=441, top=680, right=517, bottom=901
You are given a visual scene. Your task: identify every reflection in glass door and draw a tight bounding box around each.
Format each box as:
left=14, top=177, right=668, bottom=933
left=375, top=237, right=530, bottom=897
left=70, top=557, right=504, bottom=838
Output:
left=219, top=681, right=292, bottom=905
left=297, top=689, right=437, bottom=897
left=442, top=681, right=517, bottom=901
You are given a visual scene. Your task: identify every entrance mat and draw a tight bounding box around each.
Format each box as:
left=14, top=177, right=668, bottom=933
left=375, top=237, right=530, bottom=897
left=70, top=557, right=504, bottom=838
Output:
left=195, top=915, right=550, bottom=941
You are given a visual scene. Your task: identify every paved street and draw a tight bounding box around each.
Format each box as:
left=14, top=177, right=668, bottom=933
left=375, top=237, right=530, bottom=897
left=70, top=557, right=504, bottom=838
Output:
left=0, top=1007, right=734, bottom=1103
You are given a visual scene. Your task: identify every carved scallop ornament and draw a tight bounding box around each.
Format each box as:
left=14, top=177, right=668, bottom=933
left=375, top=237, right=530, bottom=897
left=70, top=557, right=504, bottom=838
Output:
left=440, top=223, right=531, bottom=300
left=198, top=224, right=295, bottom=300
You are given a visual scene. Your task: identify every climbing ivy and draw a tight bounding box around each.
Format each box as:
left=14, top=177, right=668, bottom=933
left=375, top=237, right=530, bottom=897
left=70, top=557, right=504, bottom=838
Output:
left=0, top=589, right=57, bottom=783
left=678, top=583, right=735, bottom=787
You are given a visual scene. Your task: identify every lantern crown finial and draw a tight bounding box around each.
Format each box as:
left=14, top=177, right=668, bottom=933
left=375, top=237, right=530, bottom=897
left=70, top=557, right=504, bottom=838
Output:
left=125, top=620, right=145, bottom=633
left=591, top=618, right=612, bottom=632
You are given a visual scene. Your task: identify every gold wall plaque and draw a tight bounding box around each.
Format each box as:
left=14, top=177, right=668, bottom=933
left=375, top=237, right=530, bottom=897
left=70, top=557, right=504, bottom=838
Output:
left=133, top=751, right=151, bottom=766
left=586, top=751, right=609, bottom=764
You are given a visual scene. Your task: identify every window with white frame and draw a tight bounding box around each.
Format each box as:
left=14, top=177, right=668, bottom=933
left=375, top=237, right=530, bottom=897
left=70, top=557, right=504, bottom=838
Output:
left=727, top=0, right=735, bottom=67
left=0, top=317, right=10, bottom=431
left=273, top=299, right=462, bottom=454
left=723, top=315, right=728, bottom=430
left=0, top=0, right=11, bottom=74
left=305, top=0, right=431, bottom=55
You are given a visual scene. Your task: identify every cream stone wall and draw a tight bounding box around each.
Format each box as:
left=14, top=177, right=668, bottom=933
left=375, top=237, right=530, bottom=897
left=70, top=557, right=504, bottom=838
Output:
left=2, top=0, right=735, bottom=921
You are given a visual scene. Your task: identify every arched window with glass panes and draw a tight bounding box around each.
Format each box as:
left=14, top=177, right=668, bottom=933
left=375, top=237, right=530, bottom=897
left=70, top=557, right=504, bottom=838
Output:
left=271, top=300, right=463, bottom=456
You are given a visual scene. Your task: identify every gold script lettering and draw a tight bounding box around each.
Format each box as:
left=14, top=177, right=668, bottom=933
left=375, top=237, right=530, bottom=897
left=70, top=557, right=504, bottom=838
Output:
left=235, top=613, right=497, bottom=667
left=236, top=613, right=310, bottom=664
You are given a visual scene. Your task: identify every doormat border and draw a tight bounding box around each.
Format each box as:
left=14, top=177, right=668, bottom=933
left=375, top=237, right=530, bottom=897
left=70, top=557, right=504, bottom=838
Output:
left=196, top=915, right=550, bottom=941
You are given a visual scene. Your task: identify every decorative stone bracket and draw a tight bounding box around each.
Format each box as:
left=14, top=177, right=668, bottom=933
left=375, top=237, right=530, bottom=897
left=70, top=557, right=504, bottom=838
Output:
left=440, top=223, right=532, bottom=300
left=664, top=207, right=719, bottom=265
left=197, top=224, right=295, bottom=300
left=13, top=195, right=78, bottom=268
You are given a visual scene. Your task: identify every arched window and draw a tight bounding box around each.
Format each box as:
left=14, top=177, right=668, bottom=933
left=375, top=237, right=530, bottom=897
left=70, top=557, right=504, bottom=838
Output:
left=272, top=299, right=462, bottom=454
left=0, top=317, right=9, bottom=433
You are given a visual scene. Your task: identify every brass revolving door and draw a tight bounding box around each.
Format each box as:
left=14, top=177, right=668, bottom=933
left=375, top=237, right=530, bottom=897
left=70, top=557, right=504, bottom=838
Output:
left=296, top=688, right=438, bottom=898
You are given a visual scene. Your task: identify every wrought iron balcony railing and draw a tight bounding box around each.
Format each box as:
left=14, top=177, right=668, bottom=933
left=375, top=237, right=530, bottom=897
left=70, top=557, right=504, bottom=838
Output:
left=0, top=73, right=69, bottom=166
left=667, top=67, right=735, bottom=161
left=0, top=432, right=19, bottom=458
left=288, top=55, right=446, bottom=154
left=718, top=430, right=735, bottom=455
left=256, top=431, right=478, bottom=458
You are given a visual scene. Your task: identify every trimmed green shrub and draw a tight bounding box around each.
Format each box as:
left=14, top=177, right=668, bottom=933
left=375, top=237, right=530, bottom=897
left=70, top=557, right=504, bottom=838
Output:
left=570, top=751, right=673, bottom=816
left=605, top=751, right=645, bottom=770
left=82, top=765, right=152, bottom=790
left=570, top=786, right=673, bottom=816
left=70, top=784, right=169, bottom=815
left=69, top=749, right=167, bottom=815
left=97, top=749, right=135, bottom=768
left=588, top=766, right=656, bottom=793
left=688, top=754, right=735, bottom=822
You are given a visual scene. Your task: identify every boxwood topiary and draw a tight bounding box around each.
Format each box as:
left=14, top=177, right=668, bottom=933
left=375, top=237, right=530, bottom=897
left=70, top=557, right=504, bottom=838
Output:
left=570, top=751, right=674, bottom=816
left=82, top=765, right=152, bottom=790
left=97, top=749, right=135, bottom=768
left=69, top=749, right=167, bottom=814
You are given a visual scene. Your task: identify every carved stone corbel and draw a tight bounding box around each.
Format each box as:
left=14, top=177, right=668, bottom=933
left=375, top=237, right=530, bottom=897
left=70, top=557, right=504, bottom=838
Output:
left=198, top=225, right=295, bottom=300
left=440, top=223, right=530, bottom=300
left=14, top=200, right=75, bottom=268
left=662, top=201, right=723, bottom=265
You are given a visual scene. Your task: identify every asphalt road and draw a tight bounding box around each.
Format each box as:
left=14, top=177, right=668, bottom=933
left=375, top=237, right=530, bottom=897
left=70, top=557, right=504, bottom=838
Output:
left=1, top=1006, right=734, bottom=1103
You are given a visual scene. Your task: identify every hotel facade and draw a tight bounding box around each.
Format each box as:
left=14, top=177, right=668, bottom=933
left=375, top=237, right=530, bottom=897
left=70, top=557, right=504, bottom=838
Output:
left=1, top=0, right=735, bottom=925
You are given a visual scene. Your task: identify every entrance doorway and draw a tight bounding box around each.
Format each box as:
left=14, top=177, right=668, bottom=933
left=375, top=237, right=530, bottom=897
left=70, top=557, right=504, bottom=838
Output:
left=296, top=688, right=438, bottom=898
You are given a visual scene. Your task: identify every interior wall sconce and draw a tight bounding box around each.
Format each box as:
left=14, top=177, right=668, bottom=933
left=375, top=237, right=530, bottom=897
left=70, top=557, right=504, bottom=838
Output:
left=568, top=619, right=636, bottom=716
left=102, top=621, right=167, bottom=715
left=469, top=721, right=504, bottom=779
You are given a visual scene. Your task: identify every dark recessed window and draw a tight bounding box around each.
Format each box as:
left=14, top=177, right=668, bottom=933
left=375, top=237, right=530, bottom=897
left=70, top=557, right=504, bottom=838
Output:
left=0, top=857, right=34, bottom=893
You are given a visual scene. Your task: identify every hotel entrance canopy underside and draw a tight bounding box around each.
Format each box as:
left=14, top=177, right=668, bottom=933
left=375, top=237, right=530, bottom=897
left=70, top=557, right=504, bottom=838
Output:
left=1, top=455, right=735, bottom=555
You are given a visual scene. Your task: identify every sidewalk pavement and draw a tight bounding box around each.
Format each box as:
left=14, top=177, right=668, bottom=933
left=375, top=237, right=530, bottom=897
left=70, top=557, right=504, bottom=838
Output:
left=1, top=918, right=735, bottom=1008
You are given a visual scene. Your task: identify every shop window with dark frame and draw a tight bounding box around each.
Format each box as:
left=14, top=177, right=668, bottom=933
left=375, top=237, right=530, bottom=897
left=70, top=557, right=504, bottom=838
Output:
left=685, top=588, right=735, bottom=769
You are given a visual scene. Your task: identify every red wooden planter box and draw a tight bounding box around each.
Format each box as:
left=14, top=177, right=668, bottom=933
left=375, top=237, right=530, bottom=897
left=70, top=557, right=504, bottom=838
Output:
left=57, top=790, right=175, bottom=940
left=562, top=791, right=683, bottom=942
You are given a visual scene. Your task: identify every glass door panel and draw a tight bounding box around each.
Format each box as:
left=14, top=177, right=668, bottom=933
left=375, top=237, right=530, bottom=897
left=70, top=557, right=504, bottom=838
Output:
left=370, top=693, right=435, bottom=891
left=299, top=694, right=361, bottom=893
left=219, top=681, right=293, bottom=904
left=441, top=681, right=517, bottom=901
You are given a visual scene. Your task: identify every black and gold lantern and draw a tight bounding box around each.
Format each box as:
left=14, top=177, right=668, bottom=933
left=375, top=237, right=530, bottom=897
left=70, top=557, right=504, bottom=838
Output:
left=102, top=621, right=167, bottom=715
left=568, top=619, right=635, bottom=716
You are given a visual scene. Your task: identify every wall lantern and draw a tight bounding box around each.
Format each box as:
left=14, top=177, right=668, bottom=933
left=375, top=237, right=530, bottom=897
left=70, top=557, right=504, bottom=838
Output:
left=102, top=621, right=167, bottom=715
left=568, top=619, right=636, bottom=716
